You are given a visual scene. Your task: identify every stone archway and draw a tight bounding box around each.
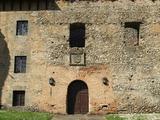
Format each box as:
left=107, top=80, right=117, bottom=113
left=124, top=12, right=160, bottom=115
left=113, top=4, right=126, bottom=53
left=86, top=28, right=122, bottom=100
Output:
left=67, top=80, right=89, bottom=114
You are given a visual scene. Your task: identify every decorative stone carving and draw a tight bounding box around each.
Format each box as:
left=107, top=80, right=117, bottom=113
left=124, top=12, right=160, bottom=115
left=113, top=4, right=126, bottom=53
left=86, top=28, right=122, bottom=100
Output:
left=70, top=53, right=86, bottom=66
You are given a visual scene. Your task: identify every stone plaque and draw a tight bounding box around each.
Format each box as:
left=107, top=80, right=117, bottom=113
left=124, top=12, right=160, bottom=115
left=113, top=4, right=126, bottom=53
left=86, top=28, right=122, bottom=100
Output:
left=70, top=53, right=86, bottom=66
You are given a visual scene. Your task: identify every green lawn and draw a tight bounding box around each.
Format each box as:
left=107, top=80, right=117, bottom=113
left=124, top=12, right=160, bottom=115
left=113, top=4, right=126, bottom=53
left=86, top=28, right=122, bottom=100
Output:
left=0, top=110, right=53, bottom=120
left=105, top=114, right=154, bottom=120
left=106, top=115, right=127, bottom=120
left=0, top=110, right=159, bottom=120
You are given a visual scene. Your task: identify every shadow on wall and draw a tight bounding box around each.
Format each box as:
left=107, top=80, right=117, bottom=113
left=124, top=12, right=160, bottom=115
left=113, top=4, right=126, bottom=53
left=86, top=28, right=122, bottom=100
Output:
left=0, top=30, right=10, bottom=108
left=0, top=0, right=60, bottom=11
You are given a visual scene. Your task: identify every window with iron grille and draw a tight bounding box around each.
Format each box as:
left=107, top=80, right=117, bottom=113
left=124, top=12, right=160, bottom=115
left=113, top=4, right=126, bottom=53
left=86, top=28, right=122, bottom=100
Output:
left=12, top=91, right=25, bottom=106
left=16, top=20, right=28, bottom=35
left=14, top=56, right=27, bottom=73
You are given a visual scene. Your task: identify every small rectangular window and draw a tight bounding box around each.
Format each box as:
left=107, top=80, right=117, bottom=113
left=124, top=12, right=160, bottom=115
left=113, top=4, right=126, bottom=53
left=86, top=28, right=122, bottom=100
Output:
left=69, top=23, right=85, bottom=47
left=124, top=22, right=141, bottom=46
left=16, top=20, right=28, bottom=36
left=13, top=91, right=25, bottom=106
left=14, top=56, right=27, bottom=73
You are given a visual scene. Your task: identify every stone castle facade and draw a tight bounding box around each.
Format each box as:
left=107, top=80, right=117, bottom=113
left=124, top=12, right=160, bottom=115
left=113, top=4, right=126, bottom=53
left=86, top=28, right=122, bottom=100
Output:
left=0, top=0, right=160, bottom=114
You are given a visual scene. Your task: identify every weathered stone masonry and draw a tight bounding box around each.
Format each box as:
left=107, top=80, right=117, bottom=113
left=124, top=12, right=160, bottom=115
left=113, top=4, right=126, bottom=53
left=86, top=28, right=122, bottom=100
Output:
left=0, top=0, right=160, bottom=114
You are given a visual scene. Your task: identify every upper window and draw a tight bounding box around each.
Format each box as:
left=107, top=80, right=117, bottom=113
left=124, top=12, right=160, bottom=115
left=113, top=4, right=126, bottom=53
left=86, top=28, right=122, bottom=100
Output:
left=14, top=56, right=27, bottom=73
left=16, top=20, right=28, bottom=36
left=12, top=91, right=25, bottom=106
left=69, top=23, right=85, bottom=47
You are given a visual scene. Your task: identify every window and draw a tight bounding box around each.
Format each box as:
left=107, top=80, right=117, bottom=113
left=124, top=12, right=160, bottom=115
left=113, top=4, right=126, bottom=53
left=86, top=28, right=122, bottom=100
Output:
left=13, top=91, right=25, bottom=106
left=14, top=56, right=27, bottom=73
left=69, top=23, right=85, bottom=47
left=16, top=20, right=28, bottom=35
left=124, top=22, right=141, bottom=46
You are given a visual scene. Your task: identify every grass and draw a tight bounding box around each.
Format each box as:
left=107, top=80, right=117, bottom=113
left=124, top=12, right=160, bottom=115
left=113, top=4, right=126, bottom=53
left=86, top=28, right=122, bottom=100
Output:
left=106, top=115, right=126, bottom=120
left=131, top=115, right=146, bottom=120
left=0, top=110, right=53, bottom=120
left=106, top=114, right=147, bottom=120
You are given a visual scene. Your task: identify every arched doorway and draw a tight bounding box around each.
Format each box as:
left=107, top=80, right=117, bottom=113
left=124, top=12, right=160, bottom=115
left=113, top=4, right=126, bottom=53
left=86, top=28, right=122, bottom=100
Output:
left=67, top=80, right=89, bottom=114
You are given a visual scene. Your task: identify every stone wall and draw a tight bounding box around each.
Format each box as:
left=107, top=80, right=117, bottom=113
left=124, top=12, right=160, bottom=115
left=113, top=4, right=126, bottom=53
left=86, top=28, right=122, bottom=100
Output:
left=0, top=0, right=160, bottom=114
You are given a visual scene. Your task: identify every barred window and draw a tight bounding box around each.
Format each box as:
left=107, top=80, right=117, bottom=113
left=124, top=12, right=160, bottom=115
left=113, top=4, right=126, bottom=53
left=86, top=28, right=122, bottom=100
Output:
left=16, top=21, right=28, bottom=35
left=14, top=56, right=27, bottom=73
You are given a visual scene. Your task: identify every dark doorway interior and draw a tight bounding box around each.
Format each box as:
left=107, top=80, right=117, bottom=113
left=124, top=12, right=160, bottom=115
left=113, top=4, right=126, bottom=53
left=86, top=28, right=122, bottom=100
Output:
left=67, top=80, right=89, bottom=114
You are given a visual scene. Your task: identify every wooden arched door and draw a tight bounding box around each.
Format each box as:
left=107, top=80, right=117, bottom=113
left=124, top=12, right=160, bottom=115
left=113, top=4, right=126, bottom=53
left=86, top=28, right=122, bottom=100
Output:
left=67, top=80, right=89, bottom=114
